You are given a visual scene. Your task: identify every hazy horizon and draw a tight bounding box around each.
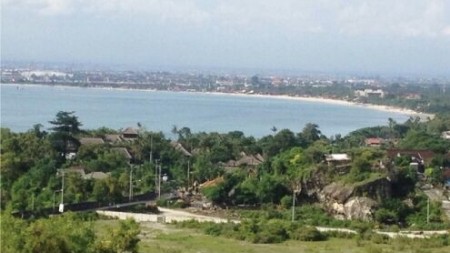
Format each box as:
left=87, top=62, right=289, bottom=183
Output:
left=2, top=1, right=450, bottom=77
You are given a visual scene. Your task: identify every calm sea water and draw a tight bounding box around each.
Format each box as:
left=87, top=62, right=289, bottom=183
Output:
left=1, top=83, right=410, bottom=138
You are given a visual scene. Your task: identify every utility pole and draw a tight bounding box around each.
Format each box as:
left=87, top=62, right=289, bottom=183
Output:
left=291, top=190, right=296, bottom=222
left=59, top=171, right=65, bottom=213
left=158, top=163, right=162, bottom=199
left=291, top=183, right=299, bottom=222
left=129, top=166, right=133, bottom=202
left=187, top=160, right=190, bottom=190
left=150, top=135, right=153, bottom=164
left=155, top=159, right=159, bottom=193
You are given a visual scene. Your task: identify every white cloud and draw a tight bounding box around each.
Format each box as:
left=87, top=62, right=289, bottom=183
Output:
left=335, top=0, right=449, bottom=37
left=3, top=0, right=450, bottom=37
left=443, top=26, right=450, bottom=36
left=2, top=0, right=72, bottom=15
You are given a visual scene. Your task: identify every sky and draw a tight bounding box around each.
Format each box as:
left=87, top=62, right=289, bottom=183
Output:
left=2, top=0, right=450, bottom=76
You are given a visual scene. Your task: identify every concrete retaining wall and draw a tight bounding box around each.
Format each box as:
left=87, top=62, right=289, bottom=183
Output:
left=97, top=209, right=238, bottom=224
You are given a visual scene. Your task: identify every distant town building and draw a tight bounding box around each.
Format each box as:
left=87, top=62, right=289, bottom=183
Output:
left=354, top=89, right=385, bottom=99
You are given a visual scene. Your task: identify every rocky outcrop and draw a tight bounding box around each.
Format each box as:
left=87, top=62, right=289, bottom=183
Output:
left=316, top=178, right=391, bottom=221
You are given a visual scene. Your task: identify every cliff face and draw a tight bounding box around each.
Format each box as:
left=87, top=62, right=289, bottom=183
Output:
left=303, top=176, right=392, bottom=221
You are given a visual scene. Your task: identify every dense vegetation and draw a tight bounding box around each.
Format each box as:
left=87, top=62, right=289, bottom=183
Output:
left=1, top=211, right=140, bottom=253
left=1, top=112, right=450, bottom=218
left=1, top=111, right=450, bottom=252
left=248, top=79, right=450, bottom=115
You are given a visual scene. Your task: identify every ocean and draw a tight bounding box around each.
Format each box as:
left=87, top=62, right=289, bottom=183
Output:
left=0, top=83, right=411, bottom=138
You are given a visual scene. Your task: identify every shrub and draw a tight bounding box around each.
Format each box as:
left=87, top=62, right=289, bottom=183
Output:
left=370, top=233, right=389, bottom=244
left=291, top=226, right=326, bottom=241
left=322, top=231, right=356, bottom=239
left=280, top=195, right=292, bottom=210
left=204, top=223, right=223, bottom=236
left=260, top=220, right=289, bottom=243
left=365, top=245, right=383, bottom=253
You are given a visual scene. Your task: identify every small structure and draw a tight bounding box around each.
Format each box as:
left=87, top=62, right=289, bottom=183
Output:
left=112, top=147, right=133, bottom=163
left=354, top=89, right=385, bottom=99
left=171, top=141, right=192, bottom=157
left=121, top=127, right=139, bottom=140
left=62, top=166, right=110, bottom=180
left=84, top=171, right=110, bottom=180
left=222, top=152, right=265, bottom=173
left=63, top=166, right=87, bottom=177
left=441, top=131, right=450, bottom=140
left=387, top=149, right=437, bottom=174
left=365, top=138, right=384, bottom=147
left=104, top=134, right=122, bottom=143
left=443, top=168, right=450, bottom=189
left=79, top=137, right=105, bottom=146
left=387, top=149, right=436, bottom=164
left=325, top=154, right=351, bottom=164
left=325, top=154, right=352, bottom=173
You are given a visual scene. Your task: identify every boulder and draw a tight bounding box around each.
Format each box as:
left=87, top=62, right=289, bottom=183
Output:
left=317, top=178, right=390, bottom=221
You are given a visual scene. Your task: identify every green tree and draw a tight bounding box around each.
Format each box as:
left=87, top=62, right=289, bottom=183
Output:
left=109, top=219, right=141, bottom=253
left=298, top=123, right=322, bottom=147
left=48, top=111, right=83, bottom=158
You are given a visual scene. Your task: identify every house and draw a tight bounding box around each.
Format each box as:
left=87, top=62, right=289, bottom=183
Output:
left=387, top=149, right=435, bottom=164
left=61, top=166, right=110, bottom=180
left=443, top=168, right=450, bottom=188
left=84, top=171, right=110, bottom=180
left=104, top=134, right=122, bottom=143
left=325, top=154, right=352, bottom=173
left=121, top=127, right=139, bottom=140
left=79, top=137, right=105, bottom=146
left=386, top=149, right=436, bottom=173
left=365, top=138, right=384, bottom=147
left=112, top=147, right=133, bottom=163
left=222, top=153, right=264, bottom=171
left=441, top=131, right=450, bottom=140
left=62, top=166, right=86, bottom=177
left=325, top=154, right=351, bottom=164
left=235, top=153, right=264, bottom=167
left=65, top=141, right=79, bottom=160
left=171, top=141, right=192, bottom=157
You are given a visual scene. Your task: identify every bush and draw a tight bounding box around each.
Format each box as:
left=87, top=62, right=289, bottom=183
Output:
left=291, top=226, right=326, bottom=241
left=204, top=223, right=223, bottom=236
left=260, top=220, right=289, bottom=243
left=370, top=233, right=389, bottom=244
left=375, top=208, right=398, bottom=224
left=365, top=245, right=383, bottom=253
left=280, top=195, right=292, bottom=210
left=322, top=231, right=356, bottom=239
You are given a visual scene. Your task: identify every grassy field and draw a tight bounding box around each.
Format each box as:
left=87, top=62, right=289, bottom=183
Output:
left=95, top=219, right=450, bottom=253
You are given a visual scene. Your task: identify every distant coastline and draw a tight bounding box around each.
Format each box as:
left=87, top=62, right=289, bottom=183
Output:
left=2, top=82, right=434, bottom=120
left=204, top=91, right=434, bottom=120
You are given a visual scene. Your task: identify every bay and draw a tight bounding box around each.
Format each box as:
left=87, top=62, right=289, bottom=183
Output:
left=1, top=83, right=411, bottom=138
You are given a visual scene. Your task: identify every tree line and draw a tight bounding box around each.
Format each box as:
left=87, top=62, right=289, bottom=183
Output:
left=1, top=111, right=450, bottom=228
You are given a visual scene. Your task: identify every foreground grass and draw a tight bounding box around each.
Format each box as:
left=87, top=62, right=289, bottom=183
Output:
left=95, top=219, right=450, bottom=253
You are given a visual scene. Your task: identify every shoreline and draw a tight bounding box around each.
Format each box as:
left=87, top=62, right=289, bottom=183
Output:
left=204, top=91, right=433, bottom=119
left=2, top=82, right=434, bottom=119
